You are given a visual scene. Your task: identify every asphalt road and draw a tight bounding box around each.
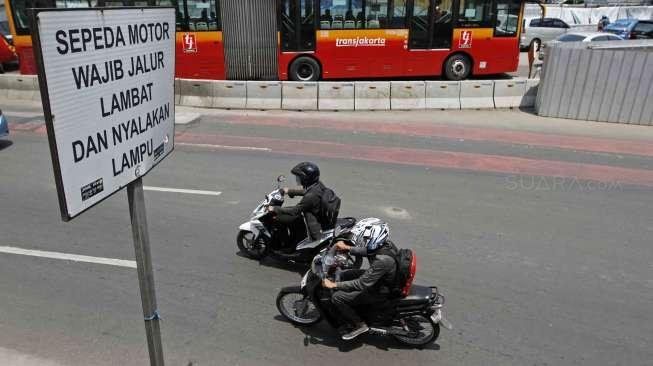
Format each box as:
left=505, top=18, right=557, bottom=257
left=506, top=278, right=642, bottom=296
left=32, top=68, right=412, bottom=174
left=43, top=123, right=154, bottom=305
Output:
left=1, top=103, right=653, bottom=366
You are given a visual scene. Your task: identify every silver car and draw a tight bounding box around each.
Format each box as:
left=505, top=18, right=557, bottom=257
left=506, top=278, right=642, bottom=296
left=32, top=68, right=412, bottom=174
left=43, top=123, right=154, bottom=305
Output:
left=520, top=17, right=571, bottom=50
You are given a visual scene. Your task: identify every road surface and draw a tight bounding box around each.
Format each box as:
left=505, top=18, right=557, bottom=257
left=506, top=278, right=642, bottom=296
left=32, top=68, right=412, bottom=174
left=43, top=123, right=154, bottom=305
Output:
left=1, top=101, right=652, bottom=366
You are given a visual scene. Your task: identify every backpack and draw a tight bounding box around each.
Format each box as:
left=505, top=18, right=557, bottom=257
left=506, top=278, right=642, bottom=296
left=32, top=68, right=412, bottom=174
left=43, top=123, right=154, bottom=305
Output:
left=319, top=187, right=341, bottom=229
left=383, top=244, right=417, bottom=298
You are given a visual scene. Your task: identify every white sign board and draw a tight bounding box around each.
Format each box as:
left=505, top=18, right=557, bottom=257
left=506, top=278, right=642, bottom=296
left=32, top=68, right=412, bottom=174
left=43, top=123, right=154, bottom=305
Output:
left=33, top=8, right=175, bottom=221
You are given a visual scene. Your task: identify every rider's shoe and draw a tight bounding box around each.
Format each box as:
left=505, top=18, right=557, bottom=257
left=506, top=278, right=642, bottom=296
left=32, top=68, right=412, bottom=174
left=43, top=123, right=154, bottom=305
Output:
left=341, top=322, right=369, bottom=341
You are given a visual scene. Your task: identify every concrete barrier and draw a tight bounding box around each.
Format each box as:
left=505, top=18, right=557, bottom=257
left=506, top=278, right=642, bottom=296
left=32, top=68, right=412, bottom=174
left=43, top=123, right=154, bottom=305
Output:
left=355, top=82, right=390, bottom=110
left=0, top=75, right=11, bottom=98
left=493, top=79, right=528, bottom=108
left=391, top=81, right=426, bottom=110
left=5, top=75, right=39, bottom=101
left=318, top=82, right=355, bottom=111
left=459, top=80, right=495, bottom=109
left=426, top=81, right=461, bottom=109
left=214, top=81, right=246, bottom=109
left=178, top=79, right=214, bottom=108
left=282, top=82, right=318, bottom=110
left=246, top=81, right=282, bottom=110
left=521, top=79, right=539, bottom=108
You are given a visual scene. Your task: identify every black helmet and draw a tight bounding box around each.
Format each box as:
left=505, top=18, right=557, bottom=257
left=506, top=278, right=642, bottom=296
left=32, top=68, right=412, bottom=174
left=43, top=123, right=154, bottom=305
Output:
left=291, top=162, right=320, bottom=187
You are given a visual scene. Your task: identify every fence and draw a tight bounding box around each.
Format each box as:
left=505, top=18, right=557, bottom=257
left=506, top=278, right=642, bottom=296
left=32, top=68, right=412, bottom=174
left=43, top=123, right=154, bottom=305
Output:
left=536, top=40, right=653, bottom=125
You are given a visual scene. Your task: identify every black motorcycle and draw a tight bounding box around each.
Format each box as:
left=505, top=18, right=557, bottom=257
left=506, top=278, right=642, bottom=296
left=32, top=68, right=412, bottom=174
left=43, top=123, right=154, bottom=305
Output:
left=276, top=239, right=452, bottom=346
left=237, top=175, right=359, bottom=267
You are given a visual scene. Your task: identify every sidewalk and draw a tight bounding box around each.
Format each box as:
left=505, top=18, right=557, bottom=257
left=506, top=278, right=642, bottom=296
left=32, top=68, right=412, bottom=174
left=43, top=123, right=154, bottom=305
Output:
left=175, top=105, right=653, bottom=143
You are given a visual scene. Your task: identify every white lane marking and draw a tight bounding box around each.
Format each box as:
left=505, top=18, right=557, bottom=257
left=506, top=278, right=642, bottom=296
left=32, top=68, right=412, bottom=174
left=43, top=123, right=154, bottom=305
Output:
left=0, top=246, right=136, bottom=268
left=143, top=186, right=222, bottom=196
left=176, top=142, right=272, bottom=152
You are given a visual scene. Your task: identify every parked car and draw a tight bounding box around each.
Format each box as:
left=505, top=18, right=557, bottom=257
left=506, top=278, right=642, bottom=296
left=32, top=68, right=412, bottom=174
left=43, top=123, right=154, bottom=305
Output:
left=521, top=17, right=571, bottom=51
left=605, top=19, right=653, bottom=40
left=555, top=32, right=623, bottom=43
left=537, top=32, right=622, bottom=62
left=0, top=33, right=17, bottom=74
left=0, top=109, right=9, bottom=138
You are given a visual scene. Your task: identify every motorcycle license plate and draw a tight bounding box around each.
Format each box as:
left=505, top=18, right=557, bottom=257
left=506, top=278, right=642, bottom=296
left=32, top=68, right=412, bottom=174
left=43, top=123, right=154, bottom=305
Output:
left=300, top=272, right=309, bottom=289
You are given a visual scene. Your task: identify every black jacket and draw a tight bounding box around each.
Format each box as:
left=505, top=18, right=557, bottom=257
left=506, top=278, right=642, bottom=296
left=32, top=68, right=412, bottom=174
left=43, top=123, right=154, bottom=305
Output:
left=335, top=243, right=398, bottom=294
left=272, top=181, right=327, bottom=240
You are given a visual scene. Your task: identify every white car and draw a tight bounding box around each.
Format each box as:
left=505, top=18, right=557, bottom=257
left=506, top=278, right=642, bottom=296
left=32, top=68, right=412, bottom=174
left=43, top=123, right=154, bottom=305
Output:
left=555, top=32, right=624, bottom=43
left=520, top=17, right=571, bottom=50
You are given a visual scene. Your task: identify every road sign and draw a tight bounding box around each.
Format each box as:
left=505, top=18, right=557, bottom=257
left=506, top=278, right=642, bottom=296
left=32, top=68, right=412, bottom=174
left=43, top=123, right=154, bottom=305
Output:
left=32, top=8, right=176, bottom=221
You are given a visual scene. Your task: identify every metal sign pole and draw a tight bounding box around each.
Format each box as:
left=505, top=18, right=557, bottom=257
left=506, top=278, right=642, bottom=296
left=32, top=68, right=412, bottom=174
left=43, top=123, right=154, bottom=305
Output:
left=127, top=177, right=165, bottom=366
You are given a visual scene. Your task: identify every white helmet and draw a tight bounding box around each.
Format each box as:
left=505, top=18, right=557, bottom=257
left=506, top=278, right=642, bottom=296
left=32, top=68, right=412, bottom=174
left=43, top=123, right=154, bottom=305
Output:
left=350, top=218, right=390, bottom=252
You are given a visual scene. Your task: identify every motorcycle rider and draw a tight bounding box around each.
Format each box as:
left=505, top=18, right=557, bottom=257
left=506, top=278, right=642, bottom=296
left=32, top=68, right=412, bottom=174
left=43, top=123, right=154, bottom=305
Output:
left=268, top=162, right=335, bottom=251
left=322, top=218, right=397, bottom=341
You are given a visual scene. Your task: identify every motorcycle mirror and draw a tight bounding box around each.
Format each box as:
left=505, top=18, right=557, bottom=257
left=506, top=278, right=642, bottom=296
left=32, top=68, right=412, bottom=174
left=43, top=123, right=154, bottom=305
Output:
left=277, top=175, right=286, bottom=183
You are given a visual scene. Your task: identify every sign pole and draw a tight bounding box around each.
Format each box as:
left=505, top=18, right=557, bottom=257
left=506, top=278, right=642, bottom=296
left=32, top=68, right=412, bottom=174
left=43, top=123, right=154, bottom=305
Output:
left=127, top=177, right=165, bottom=366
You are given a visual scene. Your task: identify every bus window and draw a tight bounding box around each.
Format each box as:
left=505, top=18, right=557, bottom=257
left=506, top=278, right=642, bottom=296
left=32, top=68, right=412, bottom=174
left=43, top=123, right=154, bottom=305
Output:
left=409, top=0, right=429, bottom=49
left=365, top=0, right=387, bottom=29
left=320, top=0, right=363, bottom=29
left=457, top=0, right=492, bottom=28
left=300, top=0, right=315, bottom=49
left=432, top=0, right=453, bottom=48
left=187, top=0, right=218, bottom=31
left=494, top=0, right=520, bottom=37
left=389, top=0, right=406, bottom=28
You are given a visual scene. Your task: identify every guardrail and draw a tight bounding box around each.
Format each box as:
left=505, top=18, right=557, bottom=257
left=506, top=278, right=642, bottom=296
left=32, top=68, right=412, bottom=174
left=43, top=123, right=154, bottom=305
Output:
left=0, top=74, right=538, bottom=111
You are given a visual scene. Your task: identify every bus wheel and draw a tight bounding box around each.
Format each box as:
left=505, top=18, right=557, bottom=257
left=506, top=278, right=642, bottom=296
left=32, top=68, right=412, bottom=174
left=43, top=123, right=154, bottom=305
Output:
left=289, top=57, right=321, bottom=82
left=444, top=54, right=471, bottom=81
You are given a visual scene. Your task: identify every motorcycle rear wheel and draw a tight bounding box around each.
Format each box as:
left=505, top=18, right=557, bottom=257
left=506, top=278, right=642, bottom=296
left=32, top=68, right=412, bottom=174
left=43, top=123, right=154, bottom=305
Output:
left=276, top=286, right=322, bottom=326
left=392, top=315, right=440, bottom=347
left=236, top=230, right=268, bottom=260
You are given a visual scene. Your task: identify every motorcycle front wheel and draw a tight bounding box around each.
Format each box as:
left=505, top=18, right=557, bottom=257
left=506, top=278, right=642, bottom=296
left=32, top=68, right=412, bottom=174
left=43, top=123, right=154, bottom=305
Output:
left=392, top=315, right=440, bottom=347
left=276, top=286, right=322, bottom=326
left=236, top=230, right=268, bottom=260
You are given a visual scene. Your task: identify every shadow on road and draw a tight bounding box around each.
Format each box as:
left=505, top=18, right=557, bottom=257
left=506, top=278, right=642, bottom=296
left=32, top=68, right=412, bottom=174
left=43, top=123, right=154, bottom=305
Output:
left=0, top=140, right=14, bottom=151
left=235, top=251, right=308, bottom=276
left=273, top=315, right=441, bottom=353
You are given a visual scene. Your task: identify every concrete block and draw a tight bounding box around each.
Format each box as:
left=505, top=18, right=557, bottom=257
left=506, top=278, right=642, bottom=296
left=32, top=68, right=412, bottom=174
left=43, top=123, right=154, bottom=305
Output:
left=6, top=75, right=38, bottom=101
left=246, top=81, right=282, bottom=110
left=282, top=82, right=318, bottom=111
left=174, top=78, right=181, bottom=105
left=391, top=81, right=426, bottom=110
left=355, top=82, right=390, bottom=111
left=521, top=79, right=540, bottom=108
left=179, top=79, right=214, bottom=108
left=0, top=75, right=11, bottom=98
left=318, top=82, right=355, bottom=111
left=493, top=79, right=528, bottom=109
left=426, top=81, right=461, bottom=110
left=214, top=81, right=246, bottom=109
left=459, top=80, right=495, bottom=109
left=31, top=77, right=42, bottom=102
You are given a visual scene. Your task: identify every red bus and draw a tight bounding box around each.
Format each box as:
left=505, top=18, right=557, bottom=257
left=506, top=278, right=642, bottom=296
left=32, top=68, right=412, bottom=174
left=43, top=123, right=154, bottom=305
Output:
left=4, top=0, right=226, bottom=78
left=4, top=0, right=532, bottom=81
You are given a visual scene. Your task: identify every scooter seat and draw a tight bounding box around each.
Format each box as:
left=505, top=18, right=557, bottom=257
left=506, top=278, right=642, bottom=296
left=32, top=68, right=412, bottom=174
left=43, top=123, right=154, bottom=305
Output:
left=336, top=217, right=356, bottom=229
left=396, top=285, right=432, bottom=306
